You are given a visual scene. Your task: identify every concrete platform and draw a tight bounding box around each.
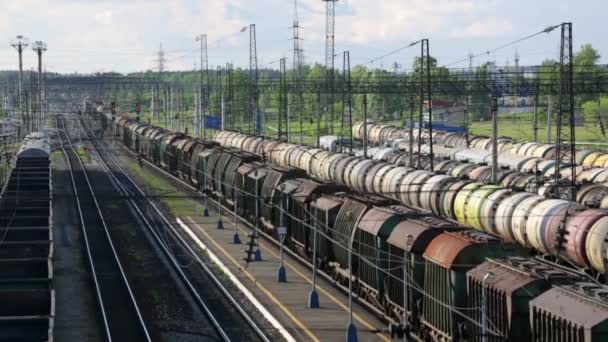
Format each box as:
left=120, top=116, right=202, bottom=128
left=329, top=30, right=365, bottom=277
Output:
left=178, top=208, right=392, bottom=342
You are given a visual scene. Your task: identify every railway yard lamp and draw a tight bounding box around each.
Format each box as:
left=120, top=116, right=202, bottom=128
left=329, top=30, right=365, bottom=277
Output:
left=254, top=169, right=262, bottom=261
left=232, top=180, right=241, bottom=244
left=346, top=229, right=358, bottom=342
left=203, top=158, right=209, bottom=217
left=216, top=193, right=224, bottom=230
left=308, top=207, right=320, bottom=308
left=277, top=188, right=288, bottom=282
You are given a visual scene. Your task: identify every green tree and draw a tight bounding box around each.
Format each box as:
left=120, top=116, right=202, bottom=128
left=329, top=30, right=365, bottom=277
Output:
left=470, top=64, right=491, bottom=121
left=574, top=44, right=601, bottom=103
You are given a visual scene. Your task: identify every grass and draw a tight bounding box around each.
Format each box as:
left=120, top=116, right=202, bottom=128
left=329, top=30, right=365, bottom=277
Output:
left=470, top=116, right=608, bottom=148
left=125, top=160, right=203, bottom=217
left=127, top=111, right=371, bottom=145
left=77, top=145, right=90, bottom=162
left=128, top=110, right=608, bottom=149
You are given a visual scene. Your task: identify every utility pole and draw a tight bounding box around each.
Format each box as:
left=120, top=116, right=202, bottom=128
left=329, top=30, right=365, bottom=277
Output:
left=11, top=35, right=29, bottom=134
left=217, top=65, right=224, bottom=131
left=343, top=51, right=353, bottom=154
left=554, top=22, right=576, bottom=202
left=195, top=34, right=209, bottom=139
left=226, top=63, right=234, bottom=131
left=193, top=89, right=198, bottom=136
left=465, top=53, right=474, bottom=148
left=316, top=92, right=321, bottom=147
left=249, top=24, right=260, bottom=135
left=323, top=0, right=338, bottom=135
left=363, top=94, right=368, bottom=159
left=417, top=39, right=433, bottom=170
left=150, top=86, right=154, bottom=123
left=491, top=97, right=498, bottom=184
left=279, top=58, right=287, bottom=141
left=32, top=41, right=47, bottom=132
left=292, top=0, right=304, bottom=144
left=547, top=95, right=552, bottom=143
left=408, top=95, right=414, bottom=166
left=533, top=90, right=539, bottom=142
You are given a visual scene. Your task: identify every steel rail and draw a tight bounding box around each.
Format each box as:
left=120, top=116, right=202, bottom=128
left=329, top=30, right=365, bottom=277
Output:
left=55, top=116, right=151, bottom=342
left=79, top=117, right=271, bottom=342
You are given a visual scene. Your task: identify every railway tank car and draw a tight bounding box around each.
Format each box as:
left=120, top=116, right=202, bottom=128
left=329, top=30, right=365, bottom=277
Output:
left=100, top=111, right=608, bottom=342
left=354, top=121, right=608, bottom=173
left=356, top=142, right=608, bottom=208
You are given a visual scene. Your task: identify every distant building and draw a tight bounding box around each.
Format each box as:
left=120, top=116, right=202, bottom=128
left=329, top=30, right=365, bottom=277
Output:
left=419, top=100, right=467, bottom=133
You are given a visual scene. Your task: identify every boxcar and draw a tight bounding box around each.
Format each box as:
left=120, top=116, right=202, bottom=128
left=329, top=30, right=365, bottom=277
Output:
left=467, top=257, right=585, bottom=342
left=530, top=282, right=608, bottom=341
left=421, top=231, right=525, bottom=341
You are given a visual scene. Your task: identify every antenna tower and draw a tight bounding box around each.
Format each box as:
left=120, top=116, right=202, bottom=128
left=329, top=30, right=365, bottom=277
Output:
left=554, top=22, right=576, bottom=202
left=156, top=43, right=166, bottom=74
left=292, top=0, right=305, bottom=143
left=249, top=24, right=260, bottom=135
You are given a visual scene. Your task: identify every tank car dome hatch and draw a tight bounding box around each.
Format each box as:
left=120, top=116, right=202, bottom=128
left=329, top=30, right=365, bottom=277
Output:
left=25, top=131, right=46, bottom=140
left=18, top=139, right=51, bottom=159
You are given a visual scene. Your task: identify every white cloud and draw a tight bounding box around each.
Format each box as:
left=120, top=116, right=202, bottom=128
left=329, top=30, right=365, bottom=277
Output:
left=449, top=16, right=514, bottom=38
left=345, top=0, right=476, bottom=44
left=294, top=0, right=485, bottom=64
left=0, top=0, right=588, bottom=72
left=0, top=0, right=248, bottom=73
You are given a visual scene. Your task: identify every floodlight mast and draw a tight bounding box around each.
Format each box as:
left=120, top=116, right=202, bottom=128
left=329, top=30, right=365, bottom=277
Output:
left=32, top=41, right=47, bottom=132
left=11, top=35, right=29, bottom=134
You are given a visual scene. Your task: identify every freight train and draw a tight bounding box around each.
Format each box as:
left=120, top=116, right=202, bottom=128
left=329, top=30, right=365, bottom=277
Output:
left=99, top=110, right=608, bottom=341
left=352, top=121, right=608, bottom=169
left=0, top=133, right=53, bottom=341
left=338, top=142, right=608, bottom=208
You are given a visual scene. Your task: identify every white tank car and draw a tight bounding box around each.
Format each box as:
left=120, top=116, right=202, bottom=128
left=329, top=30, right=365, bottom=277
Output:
left=18, top=132, right=50, bottom=159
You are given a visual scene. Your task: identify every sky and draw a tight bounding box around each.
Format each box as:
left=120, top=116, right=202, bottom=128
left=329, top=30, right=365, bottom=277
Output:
left=0, top=0, right=604, bottom=74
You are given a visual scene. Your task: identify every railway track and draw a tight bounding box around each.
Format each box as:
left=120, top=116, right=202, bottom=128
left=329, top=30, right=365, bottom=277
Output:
left=77, top=115, right=272, bottom=342
left=56, top=116, right=151, bottom=342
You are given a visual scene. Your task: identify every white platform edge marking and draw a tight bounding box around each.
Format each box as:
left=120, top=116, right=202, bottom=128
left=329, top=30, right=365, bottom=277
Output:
left=177, top=217, right=297, bottom=342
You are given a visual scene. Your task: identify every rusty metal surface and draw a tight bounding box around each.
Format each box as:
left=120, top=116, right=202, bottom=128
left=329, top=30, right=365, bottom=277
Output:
left=531, top=282, right=608, bottom=327
left=467, top=257, right=582, bottom=295
left=357, top=207, right=398, bottom=236
left=311, top=195, right=344, bottom=211
left=292, top=179, right=321, bottom=203
left=388, top=219, right=446, bottom=253
left=423, top=232, right=475, bottom=269
left=236, top=162, right=261, bottom=177
left=564, top=209, right=607, bottom=267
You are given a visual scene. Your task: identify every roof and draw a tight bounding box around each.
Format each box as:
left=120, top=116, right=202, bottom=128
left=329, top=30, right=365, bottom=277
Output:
left=387, top=219, right=446, bottom=253
left=292, top=180, right=321, bottom=203
left=423, top=231, right=502, bottom=269
left=357, top=207, right=400, bottom=237
left=468, top=257, right=582, bottom=295
left=423, top=99, right=466, bottom=108
left=311, top=196, right=343, bottom=211
left=531, top=282, right=608, bottom=327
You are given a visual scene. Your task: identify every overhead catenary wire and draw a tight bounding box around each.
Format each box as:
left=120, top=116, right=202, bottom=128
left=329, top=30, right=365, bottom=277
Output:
left=443, top=24, right=562, bottom=68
